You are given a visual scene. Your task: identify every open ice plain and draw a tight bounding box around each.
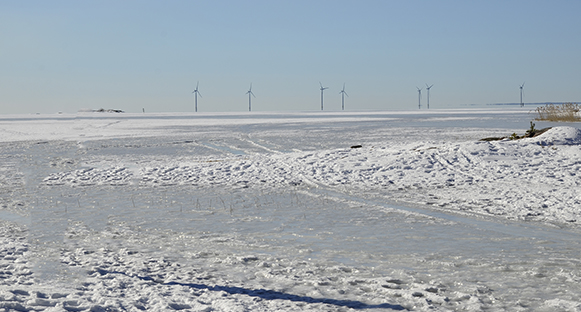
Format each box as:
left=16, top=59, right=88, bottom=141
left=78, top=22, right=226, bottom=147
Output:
left=1, top=109, right=581, bottom=311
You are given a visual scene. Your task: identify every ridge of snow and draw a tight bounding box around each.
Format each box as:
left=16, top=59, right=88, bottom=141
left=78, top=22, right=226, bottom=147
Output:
left=526, top=126, right=581, bottom=146
left=39, top=127, right=581, bottom=225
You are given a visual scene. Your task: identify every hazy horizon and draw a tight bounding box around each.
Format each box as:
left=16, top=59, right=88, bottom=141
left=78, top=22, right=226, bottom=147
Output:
left=3, top=101, right=581, bottom=116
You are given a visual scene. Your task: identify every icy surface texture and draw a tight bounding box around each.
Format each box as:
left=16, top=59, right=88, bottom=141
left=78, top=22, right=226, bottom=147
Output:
left=1, top=110, right=580, bottom=311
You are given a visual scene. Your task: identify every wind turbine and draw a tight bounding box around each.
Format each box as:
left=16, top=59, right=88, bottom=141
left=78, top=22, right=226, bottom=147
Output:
left=519, top=82, right=525, bottom=107
left=319, top=82, right=329, bottom=110
left=416, top=87, right=422, bottom=109
left=192, top=81, right=202, bottom=112
left=246, top=83, right=255, bottom=112
left=339, top=83, right=348, bottom=111
left=425, top=84, right=433, bottom=109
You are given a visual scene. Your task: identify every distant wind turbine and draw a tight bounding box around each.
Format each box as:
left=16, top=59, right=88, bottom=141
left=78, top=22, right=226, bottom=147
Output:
left=425, top=84, right=433, bottom=109
left=339, top=83, right=348, bottom=111
left=520, top=82, right=525, bottom=107
left=192, top=81, right=202, bottom=112
left=319, top=82, right=329, bottom=110
left=416, top=87, right=422, bottom=109
left=246, top=83, right=255, bottom=112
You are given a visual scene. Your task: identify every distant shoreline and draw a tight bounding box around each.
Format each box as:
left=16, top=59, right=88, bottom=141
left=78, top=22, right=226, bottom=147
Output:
left=483, top=102, right=579, bottom=106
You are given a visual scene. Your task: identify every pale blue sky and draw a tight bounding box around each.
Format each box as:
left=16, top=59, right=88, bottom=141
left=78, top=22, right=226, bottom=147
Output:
left=1, top=1, right=580, bottom=114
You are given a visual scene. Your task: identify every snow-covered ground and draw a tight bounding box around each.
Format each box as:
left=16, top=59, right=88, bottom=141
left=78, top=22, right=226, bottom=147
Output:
left=1, top=109, right=581, bottom=311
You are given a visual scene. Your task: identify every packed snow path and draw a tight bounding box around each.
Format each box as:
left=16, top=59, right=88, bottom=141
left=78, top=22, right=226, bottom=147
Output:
left=1, top=110, right=581, bottom=311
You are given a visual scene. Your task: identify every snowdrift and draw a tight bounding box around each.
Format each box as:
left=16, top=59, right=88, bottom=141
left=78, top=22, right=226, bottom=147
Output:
left=38, top=126, right=581, bottom=225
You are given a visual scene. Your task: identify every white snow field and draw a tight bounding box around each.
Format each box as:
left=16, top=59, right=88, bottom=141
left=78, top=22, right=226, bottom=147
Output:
left=1, top=109, right=581, bottom=311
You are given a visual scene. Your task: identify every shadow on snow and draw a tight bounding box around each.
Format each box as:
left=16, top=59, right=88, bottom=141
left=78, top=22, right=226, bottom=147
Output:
left=96, top=269, right=406, bottom=310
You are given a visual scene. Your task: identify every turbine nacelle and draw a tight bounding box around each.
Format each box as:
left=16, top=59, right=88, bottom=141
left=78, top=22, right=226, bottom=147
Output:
left=340, top=83, right=349, bottom=96
left=246, top=83, right=255, bottom=97
left=192, top=81, right=202, bottom=97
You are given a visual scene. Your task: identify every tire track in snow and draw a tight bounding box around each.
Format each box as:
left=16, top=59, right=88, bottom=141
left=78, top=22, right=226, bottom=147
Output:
left=239, top=135, right=284, bottom=154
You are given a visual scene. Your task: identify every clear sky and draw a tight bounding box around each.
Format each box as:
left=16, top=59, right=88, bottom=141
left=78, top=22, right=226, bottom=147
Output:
left=1, top=0, right=580, bottom=114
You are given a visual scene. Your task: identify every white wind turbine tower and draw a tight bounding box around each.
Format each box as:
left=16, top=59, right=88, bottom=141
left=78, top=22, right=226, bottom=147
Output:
left=246, top=83, right=255, bottom=112
left=192, top=81, right=202, bottom=112
left=417, top=87, right=422, bottom=109
left=339, top=83, right=348, bottom=111
left=520, top=82, right=525, bottom=107
left=319, top=82, right=329, bottom=110
left=425, top=84, right=433, bottom=109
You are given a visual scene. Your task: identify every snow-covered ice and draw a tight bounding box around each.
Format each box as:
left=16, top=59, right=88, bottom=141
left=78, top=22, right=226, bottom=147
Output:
left=1, top=109, right=581, bottom=311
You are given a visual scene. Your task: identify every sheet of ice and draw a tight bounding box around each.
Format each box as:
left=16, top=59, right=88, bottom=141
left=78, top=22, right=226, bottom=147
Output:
left=1, top=109, right=581, bottom=311
left=0, top=108, right=550, bottom=142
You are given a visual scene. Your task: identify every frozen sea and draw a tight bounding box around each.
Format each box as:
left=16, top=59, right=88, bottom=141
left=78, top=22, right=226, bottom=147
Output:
left=1, top=108, right=581, bottom=311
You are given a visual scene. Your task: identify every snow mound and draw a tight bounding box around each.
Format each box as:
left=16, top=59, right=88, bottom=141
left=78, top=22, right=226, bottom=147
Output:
left=528, top=126, right=581, bottom=145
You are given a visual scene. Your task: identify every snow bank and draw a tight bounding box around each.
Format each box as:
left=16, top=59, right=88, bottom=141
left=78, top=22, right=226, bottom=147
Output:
left=528, top=126, right=581, bottom=146
left=39, top=126, right=581, bottom=225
